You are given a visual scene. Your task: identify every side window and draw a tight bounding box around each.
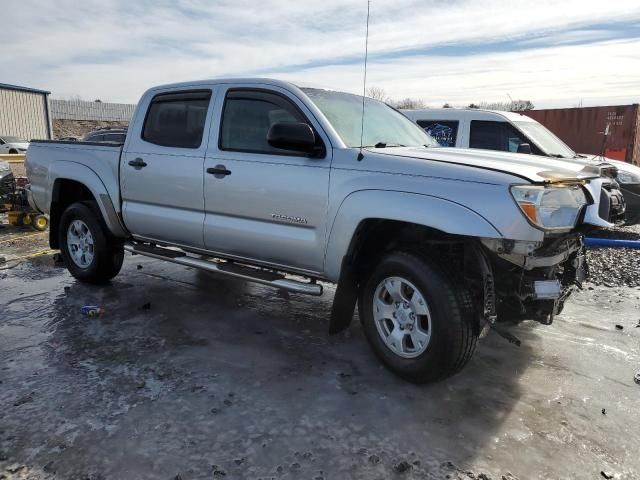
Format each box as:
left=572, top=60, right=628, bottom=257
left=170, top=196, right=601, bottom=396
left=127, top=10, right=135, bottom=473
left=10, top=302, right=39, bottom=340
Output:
left=219, top=90, right=306, bottom=154
left=416, top=120, right=459, bottom=147
left=469, top=120, right=504, bottom=151
left=142, top=90, right=211, bottom=149
left=503, top=123, right=533, bottom=153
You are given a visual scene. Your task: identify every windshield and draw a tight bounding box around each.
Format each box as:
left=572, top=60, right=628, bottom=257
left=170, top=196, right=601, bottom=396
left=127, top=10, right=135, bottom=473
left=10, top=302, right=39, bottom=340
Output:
left=2, top=136, right=27, bottom=143
left=302, top=88, right=439, bottom=148
left=514, top=121, right=575, bottom=159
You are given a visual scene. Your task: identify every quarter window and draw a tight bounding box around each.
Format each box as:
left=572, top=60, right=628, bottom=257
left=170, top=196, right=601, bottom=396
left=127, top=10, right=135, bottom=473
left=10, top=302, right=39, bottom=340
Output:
left=142, top=90, right=211, bottom=149
left=219, top=90, right=307, bottom=154
left=417, top=120, right=459, bottom=147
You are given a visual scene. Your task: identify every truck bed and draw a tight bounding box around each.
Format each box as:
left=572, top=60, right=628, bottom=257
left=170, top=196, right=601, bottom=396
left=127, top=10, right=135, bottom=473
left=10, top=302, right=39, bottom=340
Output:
left=26, top=140, right=124, bottom=216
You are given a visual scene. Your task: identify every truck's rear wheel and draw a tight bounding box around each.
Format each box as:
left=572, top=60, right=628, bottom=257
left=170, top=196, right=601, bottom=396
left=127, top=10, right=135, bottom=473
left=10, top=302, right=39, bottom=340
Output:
left=59, top=201, right=123, bottom=283
left=359, top=251, right=478, bottom=383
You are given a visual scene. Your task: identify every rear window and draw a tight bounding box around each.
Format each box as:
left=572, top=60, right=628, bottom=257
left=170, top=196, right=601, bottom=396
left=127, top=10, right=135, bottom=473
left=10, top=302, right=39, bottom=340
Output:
left=416, top=120, right=459, bottom=147
left=142, top=90, right=211, bottom=148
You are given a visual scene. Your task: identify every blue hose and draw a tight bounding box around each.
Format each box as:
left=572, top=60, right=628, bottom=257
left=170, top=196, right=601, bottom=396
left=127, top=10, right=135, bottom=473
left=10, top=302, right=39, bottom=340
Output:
left=584, top=237, right=640, bottom=248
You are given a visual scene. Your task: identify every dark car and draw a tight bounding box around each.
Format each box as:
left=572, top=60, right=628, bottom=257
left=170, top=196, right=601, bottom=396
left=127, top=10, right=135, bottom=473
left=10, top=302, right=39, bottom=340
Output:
left=82, top=128, right=127, bottom=143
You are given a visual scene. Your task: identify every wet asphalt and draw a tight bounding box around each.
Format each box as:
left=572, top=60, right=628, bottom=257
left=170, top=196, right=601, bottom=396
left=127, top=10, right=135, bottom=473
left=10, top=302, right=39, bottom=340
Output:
left=1, top=234, right=640, bottom=479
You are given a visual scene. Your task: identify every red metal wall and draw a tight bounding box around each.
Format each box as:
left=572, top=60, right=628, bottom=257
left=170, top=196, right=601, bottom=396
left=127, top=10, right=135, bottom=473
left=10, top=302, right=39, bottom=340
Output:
left=523, top=104, right=640, bottom=166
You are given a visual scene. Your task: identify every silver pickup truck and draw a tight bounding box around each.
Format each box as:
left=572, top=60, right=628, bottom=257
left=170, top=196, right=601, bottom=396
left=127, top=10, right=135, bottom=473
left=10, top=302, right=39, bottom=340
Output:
left=25, top=78, right=625, bottom=383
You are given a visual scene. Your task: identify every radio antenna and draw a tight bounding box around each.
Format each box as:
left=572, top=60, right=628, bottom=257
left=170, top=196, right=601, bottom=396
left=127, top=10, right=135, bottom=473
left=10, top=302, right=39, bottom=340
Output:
left=357, top=0, right=371, bottom=161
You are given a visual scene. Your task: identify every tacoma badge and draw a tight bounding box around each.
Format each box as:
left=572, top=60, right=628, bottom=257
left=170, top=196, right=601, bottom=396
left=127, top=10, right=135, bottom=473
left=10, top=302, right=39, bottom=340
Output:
left=271, top=213, right=308, bottom=224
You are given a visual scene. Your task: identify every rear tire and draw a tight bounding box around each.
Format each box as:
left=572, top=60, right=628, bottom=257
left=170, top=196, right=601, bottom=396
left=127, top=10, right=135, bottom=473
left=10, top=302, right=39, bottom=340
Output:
left=359, top=250, right=478, bottom=383
left=59, top=201, right=123, bottom=283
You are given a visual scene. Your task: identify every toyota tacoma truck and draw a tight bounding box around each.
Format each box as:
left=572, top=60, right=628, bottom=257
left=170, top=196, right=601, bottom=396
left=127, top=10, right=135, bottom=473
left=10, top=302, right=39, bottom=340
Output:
left=25, top=79, right=625, bottom=383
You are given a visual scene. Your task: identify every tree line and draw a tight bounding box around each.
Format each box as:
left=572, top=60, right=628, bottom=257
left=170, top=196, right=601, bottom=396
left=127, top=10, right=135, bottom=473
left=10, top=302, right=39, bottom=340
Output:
left=366, top=87, right=534, bottom=111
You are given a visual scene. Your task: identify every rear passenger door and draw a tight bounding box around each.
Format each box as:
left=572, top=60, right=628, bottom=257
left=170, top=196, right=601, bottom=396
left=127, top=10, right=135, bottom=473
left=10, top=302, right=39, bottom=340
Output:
left=202, top=87, right=331, bottom=274
left=121, top=88, right=214, bottom=248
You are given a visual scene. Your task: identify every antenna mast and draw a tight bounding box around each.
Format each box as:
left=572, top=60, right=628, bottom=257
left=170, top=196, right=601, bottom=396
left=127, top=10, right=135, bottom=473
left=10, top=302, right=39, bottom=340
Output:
left=357, top=0, right=371, bottom=161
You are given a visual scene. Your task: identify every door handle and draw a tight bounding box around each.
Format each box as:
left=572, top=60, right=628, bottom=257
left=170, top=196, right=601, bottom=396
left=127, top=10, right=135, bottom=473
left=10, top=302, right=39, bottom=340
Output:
left=207, top=165, right=232, bottom=178
left=128, top=158, right=147, bottom=168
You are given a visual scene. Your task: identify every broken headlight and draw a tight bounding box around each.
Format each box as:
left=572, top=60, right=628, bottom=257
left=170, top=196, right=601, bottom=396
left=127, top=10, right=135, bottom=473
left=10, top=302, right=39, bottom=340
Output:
left=511, top=185, right=587, bottom=231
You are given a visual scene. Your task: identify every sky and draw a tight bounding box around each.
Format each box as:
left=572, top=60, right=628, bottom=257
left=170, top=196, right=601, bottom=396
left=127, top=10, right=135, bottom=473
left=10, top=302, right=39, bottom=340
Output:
left=2, top=0, right=640, bottom=108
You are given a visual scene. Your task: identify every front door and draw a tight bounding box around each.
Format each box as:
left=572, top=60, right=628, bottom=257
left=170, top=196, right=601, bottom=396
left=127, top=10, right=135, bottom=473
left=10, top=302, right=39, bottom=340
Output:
left=121, top=89, right=214, bottom=248
left=203, top=87, right=331, bottom=274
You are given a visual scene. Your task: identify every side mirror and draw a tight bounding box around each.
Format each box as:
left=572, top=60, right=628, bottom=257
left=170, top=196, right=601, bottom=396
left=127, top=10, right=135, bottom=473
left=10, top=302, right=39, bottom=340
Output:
left=267, top=122, right=317, bottom=154
left=517, top=143, right=532, bottom=154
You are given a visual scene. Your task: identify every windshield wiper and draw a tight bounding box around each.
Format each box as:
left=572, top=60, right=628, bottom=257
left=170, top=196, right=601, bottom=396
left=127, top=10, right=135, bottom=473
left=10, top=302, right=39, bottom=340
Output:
left=549, top=153, right=565, bottom=158
left=364, top=142, right=407, bottom=148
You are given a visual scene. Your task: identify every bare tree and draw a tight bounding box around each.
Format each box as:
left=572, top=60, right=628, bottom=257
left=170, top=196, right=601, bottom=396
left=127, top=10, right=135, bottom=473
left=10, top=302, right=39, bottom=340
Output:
left=510, top=100, right=534, bottom=111
left=393, top=97, right=426, bottom=109
left=442, top=103, right=452, bottom=108
left=366, top=86, right=390, bottom=102
left=474, top=100, right=535, bottom=111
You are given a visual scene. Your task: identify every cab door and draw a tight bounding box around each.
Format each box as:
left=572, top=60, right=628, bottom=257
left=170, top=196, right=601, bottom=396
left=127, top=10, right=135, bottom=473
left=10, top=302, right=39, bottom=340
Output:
left=202, top=87, right=331, bottom=274
left=121, top=88, right=214, bottom=248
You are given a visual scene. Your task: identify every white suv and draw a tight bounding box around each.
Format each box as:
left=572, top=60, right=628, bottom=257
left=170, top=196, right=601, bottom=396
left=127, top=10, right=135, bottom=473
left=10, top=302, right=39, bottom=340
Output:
left=402, top=108, right=640, bottom=225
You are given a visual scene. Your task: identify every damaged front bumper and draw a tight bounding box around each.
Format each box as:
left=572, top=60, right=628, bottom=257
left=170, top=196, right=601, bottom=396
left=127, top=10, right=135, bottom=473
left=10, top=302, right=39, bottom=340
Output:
left=481, top=234, right=587, bottom=325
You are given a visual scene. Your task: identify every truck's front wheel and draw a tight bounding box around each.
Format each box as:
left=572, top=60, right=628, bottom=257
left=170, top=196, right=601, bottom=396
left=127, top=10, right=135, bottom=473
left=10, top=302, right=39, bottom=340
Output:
left=359, top=251, right=478, bottom=383
left=59, top=201, right=124, bottom=283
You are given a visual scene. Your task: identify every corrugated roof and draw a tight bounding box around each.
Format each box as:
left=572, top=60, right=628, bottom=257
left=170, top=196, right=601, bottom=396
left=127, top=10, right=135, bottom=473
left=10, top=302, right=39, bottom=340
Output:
left=0, top=82, right=50, bottom=95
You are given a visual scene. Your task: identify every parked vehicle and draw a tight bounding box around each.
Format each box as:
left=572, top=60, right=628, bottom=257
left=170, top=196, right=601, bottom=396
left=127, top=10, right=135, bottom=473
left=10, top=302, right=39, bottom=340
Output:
left=0, top=135, right=29, bottom=154
left=82, top=128, right=127, bottom=143
left=0, top=161, right=48, bottom=230
left=25, top=79, right=625, bottom=383
left=403, top=108, right=640, bottom=224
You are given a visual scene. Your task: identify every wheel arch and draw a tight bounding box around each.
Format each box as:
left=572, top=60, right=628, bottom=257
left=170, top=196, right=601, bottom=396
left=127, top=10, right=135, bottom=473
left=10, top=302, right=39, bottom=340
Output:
left=48, top=163, right=127, bottom=248
left=325, top=190, right=501, bottom=335
left=324, top=190, right=502, bottom=281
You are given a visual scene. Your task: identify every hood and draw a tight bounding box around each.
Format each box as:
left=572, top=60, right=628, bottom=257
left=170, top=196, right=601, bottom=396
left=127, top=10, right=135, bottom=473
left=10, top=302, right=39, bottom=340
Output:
left=374, top=146, right=604, bottom=183
left=5, top=142, right=29, bottom=150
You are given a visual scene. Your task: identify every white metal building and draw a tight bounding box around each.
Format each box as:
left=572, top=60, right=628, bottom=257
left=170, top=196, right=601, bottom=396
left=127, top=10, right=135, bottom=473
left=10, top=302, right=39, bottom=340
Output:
left=0, top=83, right=52, bottom=140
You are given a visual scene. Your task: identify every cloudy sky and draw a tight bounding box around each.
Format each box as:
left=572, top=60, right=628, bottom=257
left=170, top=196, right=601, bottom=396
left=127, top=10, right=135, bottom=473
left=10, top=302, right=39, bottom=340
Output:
left=3, top=0, right=640, bottom=108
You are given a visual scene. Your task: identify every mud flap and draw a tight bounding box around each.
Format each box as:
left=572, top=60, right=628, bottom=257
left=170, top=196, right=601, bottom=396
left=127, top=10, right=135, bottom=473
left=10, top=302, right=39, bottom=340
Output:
left=329, top=257, right=358, bottom=334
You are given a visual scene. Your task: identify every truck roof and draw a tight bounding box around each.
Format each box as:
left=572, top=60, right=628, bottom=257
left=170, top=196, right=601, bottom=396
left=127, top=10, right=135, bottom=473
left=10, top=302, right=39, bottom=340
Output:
left=402, top=108, right=537, bottom=123
left=148, top=77, right=299, bottom=92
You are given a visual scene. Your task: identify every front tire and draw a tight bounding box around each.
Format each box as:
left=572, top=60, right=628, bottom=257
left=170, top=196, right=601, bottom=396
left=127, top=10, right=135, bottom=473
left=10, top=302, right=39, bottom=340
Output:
left=359, top=251, right=478, bottom=383
left=59, top=202, right=124, bottom=283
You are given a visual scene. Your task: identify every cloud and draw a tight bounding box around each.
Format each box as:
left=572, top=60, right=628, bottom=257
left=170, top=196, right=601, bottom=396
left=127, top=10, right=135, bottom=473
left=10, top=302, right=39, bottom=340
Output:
left=2, top=0, right=640, bottom=107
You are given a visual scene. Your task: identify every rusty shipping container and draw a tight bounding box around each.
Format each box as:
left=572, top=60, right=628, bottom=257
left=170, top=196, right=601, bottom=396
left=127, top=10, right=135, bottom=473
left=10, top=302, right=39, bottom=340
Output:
left=523, top=104, right=640, bottom=166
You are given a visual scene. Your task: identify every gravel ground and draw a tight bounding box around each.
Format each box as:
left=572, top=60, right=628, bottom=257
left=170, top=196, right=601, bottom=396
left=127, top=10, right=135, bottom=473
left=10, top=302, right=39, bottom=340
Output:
left=586, top=224, right=640, bottom=287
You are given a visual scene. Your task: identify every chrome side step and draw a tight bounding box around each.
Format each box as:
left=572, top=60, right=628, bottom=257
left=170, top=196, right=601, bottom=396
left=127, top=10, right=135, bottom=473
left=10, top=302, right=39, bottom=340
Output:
left=124, top=242, right=323, bottom=296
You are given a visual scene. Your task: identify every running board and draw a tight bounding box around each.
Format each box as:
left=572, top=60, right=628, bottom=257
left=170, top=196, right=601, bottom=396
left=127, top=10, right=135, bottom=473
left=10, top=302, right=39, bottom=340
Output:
left=124, top=242, right=323, bottom=296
